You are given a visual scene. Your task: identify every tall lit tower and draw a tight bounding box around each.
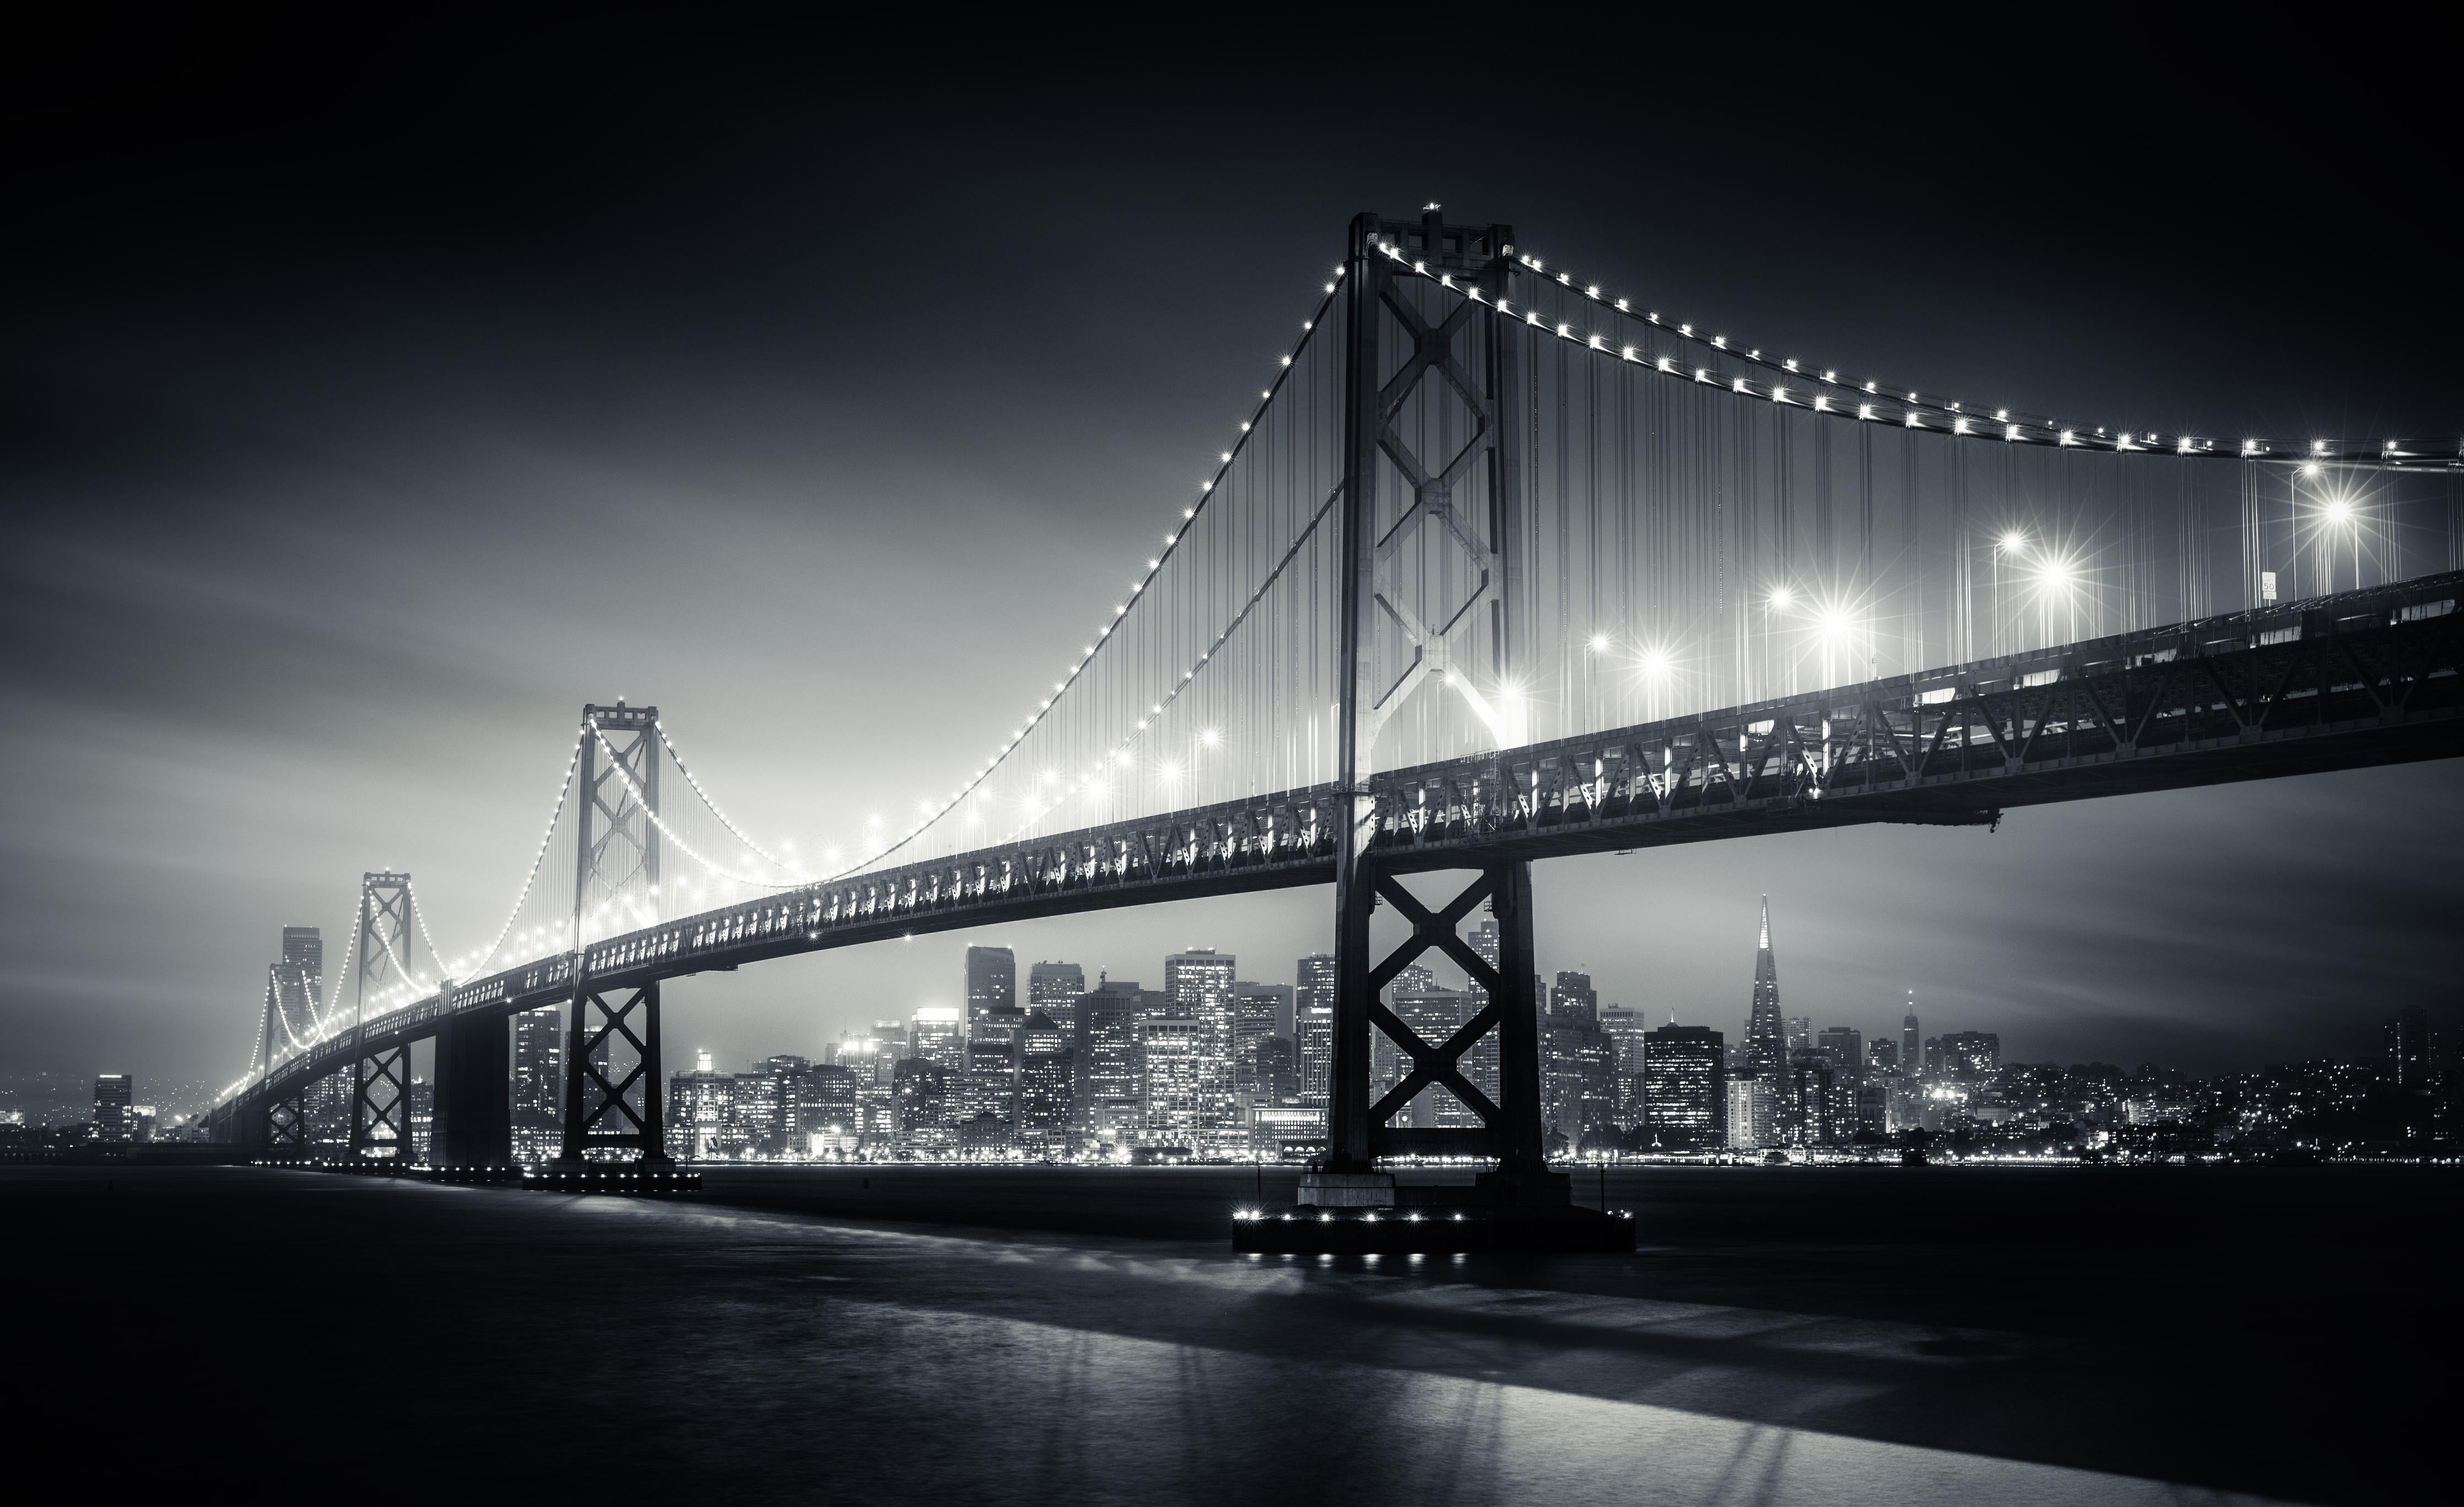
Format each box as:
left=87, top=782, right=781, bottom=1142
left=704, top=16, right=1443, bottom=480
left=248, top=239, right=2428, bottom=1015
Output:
left=1901, top=995, right=1920, bottom=1080
left=1743, top=897, right=1784, bottom=1078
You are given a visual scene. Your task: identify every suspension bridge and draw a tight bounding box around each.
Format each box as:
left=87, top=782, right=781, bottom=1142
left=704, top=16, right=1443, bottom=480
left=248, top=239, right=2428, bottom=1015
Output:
left=207, top=210, right=2464, bottom=1242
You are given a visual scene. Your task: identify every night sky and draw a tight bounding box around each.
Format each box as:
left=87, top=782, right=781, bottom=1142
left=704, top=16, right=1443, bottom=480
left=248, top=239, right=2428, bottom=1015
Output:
left=6, top=17, right=2457, bottom=1097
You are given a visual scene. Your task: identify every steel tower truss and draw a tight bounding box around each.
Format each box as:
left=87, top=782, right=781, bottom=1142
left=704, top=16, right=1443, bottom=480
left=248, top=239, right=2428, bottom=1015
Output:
left=349, top=871, right=419, bottom=1159
left=1326, top=210, right=1554, bottom=1193
left=558, top=703, right=670, bottom=1165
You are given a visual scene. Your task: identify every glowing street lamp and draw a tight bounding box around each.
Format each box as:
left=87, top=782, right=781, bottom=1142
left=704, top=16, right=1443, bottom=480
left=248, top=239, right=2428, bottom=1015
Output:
left=1991, top=531, right=2032, bottom=653
left=2320, top=494, right=2360, bottom=590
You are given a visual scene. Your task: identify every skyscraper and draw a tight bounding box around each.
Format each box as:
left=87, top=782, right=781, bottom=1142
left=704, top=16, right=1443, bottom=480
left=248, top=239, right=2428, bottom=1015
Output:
left=1231, top=986, right=1282, bottom=1098
left=1164, top=948, right=1239, bottom=1147
left=1471, top=913, right=1500, bottom=976
left=91, top=1074, right=132, bottom=1142
left=910, top=1006, right=965, bottom=1074
left=1296, top=998, right=1332, bottom=1107
left=1726, top=1076, right=1776, bottom=1149
left=268, top=923, right=326, bottom=1050
left=1941, top=1030, right=2000, bottom=1081
left=2385, top=1007, right=2436, bottom=1088
left=281, top=925, right=323, bottom=978
left=1816, top=1027, right=1864, bottom=1135
left=1072, top=979, right=1153, bottom=1148
left=1744, top=896, right=1785, bottom=1079
left=1026, top=960, right=1085, bottom=1015
left=1550, top=970, right=1598, bottom=1024
left=1295, top=953, right=1336, bottom=1020
left=1137, top=1015, right=1204, bottom=1144
left=511, top=1006, right=564, bottom=1163
left=964, top=946, right=1016, bottom=1034
left=1641, top=1025, right=1726, bottom=1149
left=1014, top=1011, right=1073, bottom=1155
left=1901, top=997, right=1920, bottom=1079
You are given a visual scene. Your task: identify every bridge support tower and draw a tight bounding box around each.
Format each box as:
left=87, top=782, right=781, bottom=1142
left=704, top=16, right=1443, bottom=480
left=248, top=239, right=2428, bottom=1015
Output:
left=347, top=871, right=421, bottom=1161
left=554, top=703, right=672, bottom=1168
left=1287, top=209, right=1619, bottom=1250
left=433, top=1011, right=512, bottom=1169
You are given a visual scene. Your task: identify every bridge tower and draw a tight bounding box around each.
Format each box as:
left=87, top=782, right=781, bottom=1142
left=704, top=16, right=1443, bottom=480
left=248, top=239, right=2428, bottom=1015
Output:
left=555, top=701, right=671, bottom=1165
left=349, top=871, right=420, bottom=1160
left=1315, top=209, right=1561, bottom=1209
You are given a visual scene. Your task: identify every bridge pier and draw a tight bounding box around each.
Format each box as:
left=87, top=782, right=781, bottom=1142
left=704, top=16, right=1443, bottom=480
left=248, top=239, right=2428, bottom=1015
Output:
left=267, top=1089, right=307, bottom=1155
left=554, top=975, right=672, bottom=1167
left=433, top=1012, right=511, bottom=1169
left=350, top=1045, right=414, bottom=1161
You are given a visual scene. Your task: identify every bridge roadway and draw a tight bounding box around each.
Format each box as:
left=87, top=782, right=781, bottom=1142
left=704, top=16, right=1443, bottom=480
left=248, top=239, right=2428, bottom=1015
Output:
left=223, top=568, right=2464, bottom=1119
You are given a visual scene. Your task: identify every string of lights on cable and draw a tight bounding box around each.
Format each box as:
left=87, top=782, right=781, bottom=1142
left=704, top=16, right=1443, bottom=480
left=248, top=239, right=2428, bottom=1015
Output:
left=1368, top=239, right=2460, bottom=470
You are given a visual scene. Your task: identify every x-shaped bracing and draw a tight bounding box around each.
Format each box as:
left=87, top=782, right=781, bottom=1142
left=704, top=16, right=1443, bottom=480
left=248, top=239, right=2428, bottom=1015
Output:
left=1364, top=869, right=1506, bottom=1132
left=356, top=1046, right=411, bottom=1155
left=1368, top=288, right=1499, bottom=736
left=268, top=1094, right=307, bottom=1149
left=575, top=984, right=652, bottom=1138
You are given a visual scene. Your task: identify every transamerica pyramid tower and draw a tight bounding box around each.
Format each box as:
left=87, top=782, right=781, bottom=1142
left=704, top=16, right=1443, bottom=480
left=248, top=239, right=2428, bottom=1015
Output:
left=1743, top=895, right=1785, bottom=1078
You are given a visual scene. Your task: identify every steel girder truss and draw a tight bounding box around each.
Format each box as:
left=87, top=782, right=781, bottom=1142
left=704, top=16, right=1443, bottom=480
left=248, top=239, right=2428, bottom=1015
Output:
left=559, top=978, right=668, bottom=1164
left=1373, top=572, right=2464, bottom=863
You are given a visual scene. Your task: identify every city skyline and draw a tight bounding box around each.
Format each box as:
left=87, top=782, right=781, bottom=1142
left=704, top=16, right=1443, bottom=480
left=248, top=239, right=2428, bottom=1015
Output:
left=37, top=889, right=2430, bottom=1152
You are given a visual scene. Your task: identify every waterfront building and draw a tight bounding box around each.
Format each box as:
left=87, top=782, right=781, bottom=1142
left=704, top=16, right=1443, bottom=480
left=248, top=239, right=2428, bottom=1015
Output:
left=1250, top=1102, right=1325, bottom=1162
left=960, top=1033, right=1018, bottom=1143
left=1726, top=1076, right=1776, bottom=1149
left=669, top=1055, right=738, bottom=1159
left=1817, top=1026, right=1865, bottom=1131
left=1164, top=948, right=1239, bottom=1141
left=511, top=1005, right=563, bottom=1163
left=894, top=1059, right=954, bottom=1154
left=91, top=1074, right=132, bottom=1142
left=1785, top=1050, right=1836, bottom=1146
left=1641, top=1024, right=1726, bottom=1149
left=1137, top=1015, right=1204, bottom=1146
